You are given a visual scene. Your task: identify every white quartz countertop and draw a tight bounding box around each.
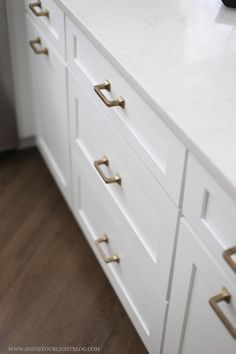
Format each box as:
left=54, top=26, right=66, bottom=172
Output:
left=55, top=0, right=236, bottom=200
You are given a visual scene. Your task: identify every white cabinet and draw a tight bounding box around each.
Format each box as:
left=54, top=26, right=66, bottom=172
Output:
left=25, top=0, right=66, bottom=58
left=71, top=150, right=167, bottom=354
left=14, top=2, right=236, bottom=353
left=68, top=70, right=180, bottom=300
left=66, top=18, right=186, bottom=206
left=164, top=219, right=236, bottom=354
left=26, top=14, right=70, bottom=204
left=183, top=154, right=236, bottom=280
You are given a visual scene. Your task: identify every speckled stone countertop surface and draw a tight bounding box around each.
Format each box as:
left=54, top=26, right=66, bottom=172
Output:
left=55, top=0, right=236, bottom=199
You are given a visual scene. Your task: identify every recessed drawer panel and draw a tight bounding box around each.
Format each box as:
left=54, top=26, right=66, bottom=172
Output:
left=183, top=154, right=236, bottom=280
left=71, top=151, right=166, bottom=354
left=25, top=0, right=65, bottom=58
left=66, top=17, right=186, bottom=206
left=68, top=71, right=180, bottom=299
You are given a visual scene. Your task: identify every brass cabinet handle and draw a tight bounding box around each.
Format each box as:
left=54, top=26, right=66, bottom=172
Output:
left=29, top=37, right=48, bottom=55
left=94, top=156, right=122, bottom=185
left=223, top=246, right=236, bottom=273
left=95, top=235, right=119, bottom=263
left=29, top=0, right=49, bottom=18
left=209, top=287, right=236, bottom=339
left=94, top=80, right=125, bottom=109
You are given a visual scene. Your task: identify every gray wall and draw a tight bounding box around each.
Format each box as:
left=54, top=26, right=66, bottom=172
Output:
left=0, top=0, right=18, bottom=151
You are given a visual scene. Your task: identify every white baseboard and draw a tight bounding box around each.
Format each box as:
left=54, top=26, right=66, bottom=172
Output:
left=18, top=136, right=36, bottom=150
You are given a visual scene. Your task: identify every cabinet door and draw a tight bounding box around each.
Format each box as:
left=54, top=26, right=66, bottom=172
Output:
left=26, top=14, right=70, bottom=204
left=163, top=219, right=236, bottom=354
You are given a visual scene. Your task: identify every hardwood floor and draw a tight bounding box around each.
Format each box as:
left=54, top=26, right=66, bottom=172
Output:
left=0, top=148, right=148, bottom=354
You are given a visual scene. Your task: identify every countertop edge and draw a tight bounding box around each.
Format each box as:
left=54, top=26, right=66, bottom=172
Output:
left=55, top=0, right=236, bottom=204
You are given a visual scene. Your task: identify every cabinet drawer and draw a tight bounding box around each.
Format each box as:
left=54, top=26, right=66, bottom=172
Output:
left=68, top=71, right=180, bottom=299
left=164, top=219, right=236, bottom=354
left=66, top=17, right=186, bottom=206
left=25, top=0, right=65, bottom=58
left=71, top=151, right=166, bottom=354
left=183, top=154, right=236, bottom=280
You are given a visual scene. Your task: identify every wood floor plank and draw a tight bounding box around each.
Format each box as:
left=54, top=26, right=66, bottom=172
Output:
left=0, top=148, right=147, bottom=354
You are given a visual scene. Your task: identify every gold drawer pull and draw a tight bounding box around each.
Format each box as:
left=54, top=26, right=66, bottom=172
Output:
left=29, top=37, right=48, bottom=55
left=94, top=80, right=125, bottom=109
left=29, top=0, right=49, bottom=18
left=94, top=156, right=121, bottom=185
left=209, top=287, right=236, bottom=339
left=223, top=246, right=236, bottom=273
left=95, top=235, right=119, bottom=263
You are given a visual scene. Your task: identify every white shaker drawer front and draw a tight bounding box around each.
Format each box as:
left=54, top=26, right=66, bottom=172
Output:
left=66, top=17, right=186, bottom=206
left=183, top=154, right=236, bottom=280
left=25, top=0, right=65, bottom=58
left=164, top=219, right=236, bottom=354
left=68, top=71, right=180, bottom=299
left=71, top=151, right=166, bottom=354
